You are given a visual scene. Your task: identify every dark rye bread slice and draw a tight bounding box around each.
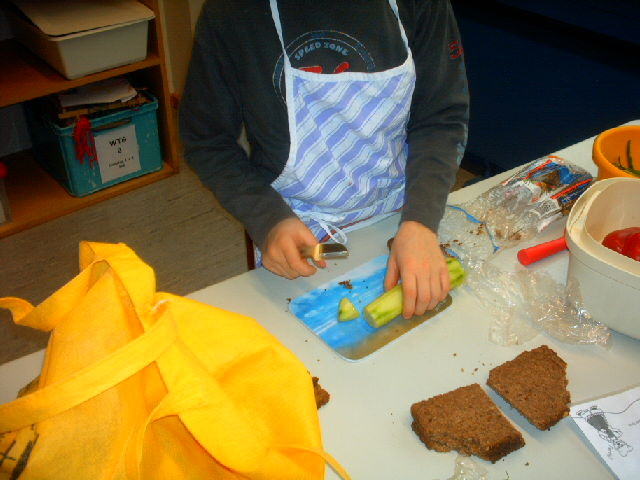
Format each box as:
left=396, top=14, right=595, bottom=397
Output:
left=411, top=383, right=525, bottom=463
left=487, top=345, right=570, bottom=430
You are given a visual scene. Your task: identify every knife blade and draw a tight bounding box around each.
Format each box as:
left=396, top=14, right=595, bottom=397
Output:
left=336, top=294, right=453, bottom=360
left=300, top=243, right=349, bottom=262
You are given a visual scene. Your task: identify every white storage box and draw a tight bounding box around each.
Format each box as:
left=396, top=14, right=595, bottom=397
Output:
left=566, top=178, right=640, bottom=340
left=8, top=0, right=155, bottom=79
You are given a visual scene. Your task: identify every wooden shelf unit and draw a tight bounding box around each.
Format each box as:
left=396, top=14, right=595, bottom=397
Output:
left=0, top=0, right=179, bottom=239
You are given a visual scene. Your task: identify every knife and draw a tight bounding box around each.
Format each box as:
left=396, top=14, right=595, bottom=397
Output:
left=300, top=243, right=349, bottom=262
left=336, top=294, right=452, bottom=361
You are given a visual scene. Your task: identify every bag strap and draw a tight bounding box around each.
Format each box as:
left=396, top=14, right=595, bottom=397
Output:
left=0, top=308, right=177, bottom=433
left=276, top=445, right=352, bottom=480
left=122, top=366, right=352, bottom=480
left=0, top=243, right=156, bottom=335
left=0, top=260, right=110, bottom=332
left=0, top=242, right=168, bottom=434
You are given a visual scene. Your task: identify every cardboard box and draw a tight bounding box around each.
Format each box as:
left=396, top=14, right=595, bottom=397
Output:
left=26, top=91, right=163, bottom=197
left=8, top=0, right=155, bottom=79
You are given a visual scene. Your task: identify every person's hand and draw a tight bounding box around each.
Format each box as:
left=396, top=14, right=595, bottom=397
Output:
left=384, top=221, right=450, bottom=318
left=262, top=217, right=326, bottom=279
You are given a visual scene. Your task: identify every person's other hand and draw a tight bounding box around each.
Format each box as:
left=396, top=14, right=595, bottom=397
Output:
left=262, top=217, right=326, bottom=279
left=384, top=221, right=450, bottom=318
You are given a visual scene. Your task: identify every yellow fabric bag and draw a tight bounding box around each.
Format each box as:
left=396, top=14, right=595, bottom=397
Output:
left=0, top=242, right=349, bottom=480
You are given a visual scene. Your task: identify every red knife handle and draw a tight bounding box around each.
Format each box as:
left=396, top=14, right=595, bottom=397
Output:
left=517, top=236, right=568, bottom=266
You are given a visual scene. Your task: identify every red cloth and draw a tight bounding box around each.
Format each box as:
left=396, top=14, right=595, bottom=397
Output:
left=72, top=116, right=97, bottom=167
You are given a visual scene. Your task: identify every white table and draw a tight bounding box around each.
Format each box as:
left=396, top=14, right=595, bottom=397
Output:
left=2, top=122, right=639, bottom=479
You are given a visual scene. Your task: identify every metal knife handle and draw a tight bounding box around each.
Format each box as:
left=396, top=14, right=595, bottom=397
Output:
left=300, top=245, right=321, bottom=262
left=300, top=244, right=349, bottom=261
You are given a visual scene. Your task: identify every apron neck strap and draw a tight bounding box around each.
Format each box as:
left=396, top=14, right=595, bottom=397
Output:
left=387, top=0, right=410, bottom=48
left=269, top=0, right=411, bottom=61
left=269, top=0, right=288, bottom=61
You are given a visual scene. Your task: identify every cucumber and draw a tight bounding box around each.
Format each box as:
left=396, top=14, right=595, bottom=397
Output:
left=338, top=297, right=360, bottom=322
left=446, top=256, right=466, bottom=289
left=364, top=284, right=404, bottom=328
left=364, top=256, right=465, bottom=328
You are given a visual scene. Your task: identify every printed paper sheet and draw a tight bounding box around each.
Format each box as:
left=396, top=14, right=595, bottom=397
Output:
left=571, top=385, right=640, bottom=479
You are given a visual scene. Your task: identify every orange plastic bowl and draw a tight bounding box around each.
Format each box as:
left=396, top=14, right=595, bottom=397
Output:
left=592, top=125, right=640, bottom=180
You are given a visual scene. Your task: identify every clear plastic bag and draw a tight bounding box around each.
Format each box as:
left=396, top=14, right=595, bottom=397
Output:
left=519, top=271, right=610, bottom=346
left=464, top=262, right=539, bottom=346
left=438, top=156, right=609, bottom=346
left=439, top=455, right=488, bottom=480
left=464, top=260, right=610, bottom=347
left=440, top=156, right=593, bottom=269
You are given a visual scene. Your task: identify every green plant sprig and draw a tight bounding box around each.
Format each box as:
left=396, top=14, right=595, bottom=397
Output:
left=614, top=140, right=640, bottom=177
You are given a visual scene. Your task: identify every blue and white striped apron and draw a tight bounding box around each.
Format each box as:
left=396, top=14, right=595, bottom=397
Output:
left=269, top=0, right=416, bottom=244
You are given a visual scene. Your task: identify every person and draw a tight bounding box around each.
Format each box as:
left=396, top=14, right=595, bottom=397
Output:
left=179, top=0, right=469, bottom=319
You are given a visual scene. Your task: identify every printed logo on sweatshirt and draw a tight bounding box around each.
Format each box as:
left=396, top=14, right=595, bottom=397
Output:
left=448, top=40, right=464, bottom=59
left=273, top=30, right=375, bottom=102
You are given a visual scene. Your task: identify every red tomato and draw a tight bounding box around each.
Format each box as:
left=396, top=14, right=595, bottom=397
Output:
left=625, top=232, right=640, bottom=261
left=602, top=227, right=640, bottom=261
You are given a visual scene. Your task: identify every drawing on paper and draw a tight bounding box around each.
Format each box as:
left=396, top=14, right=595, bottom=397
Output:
left=574, top=403, right=637, bottom=458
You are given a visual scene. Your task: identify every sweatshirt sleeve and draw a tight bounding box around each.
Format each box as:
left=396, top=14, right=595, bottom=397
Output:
left=401, top=0, right=469, bottom=232
left=179, top=2, right=295, bottom=249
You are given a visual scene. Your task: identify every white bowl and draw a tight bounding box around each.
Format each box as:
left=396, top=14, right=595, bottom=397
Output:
left=566, top=178, right=640, bottom=339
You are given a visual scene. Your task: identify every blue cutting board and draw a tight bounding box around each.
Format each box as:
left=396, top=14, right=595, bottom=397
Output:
left=290, top=255, right=452, bottom=361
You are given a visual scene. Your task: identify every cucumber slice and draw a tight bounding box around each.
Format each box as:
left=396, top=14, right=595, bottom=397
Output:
left=338, top=297, right=360, bottom=322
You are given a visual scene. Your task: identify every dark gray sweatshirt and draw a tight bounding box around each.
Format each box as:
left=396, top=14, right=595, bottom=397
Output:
left=180, top=0, right=469, bottom=249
